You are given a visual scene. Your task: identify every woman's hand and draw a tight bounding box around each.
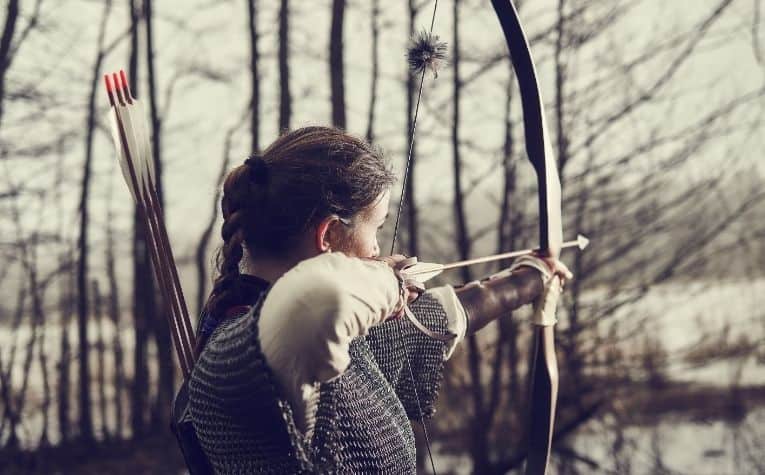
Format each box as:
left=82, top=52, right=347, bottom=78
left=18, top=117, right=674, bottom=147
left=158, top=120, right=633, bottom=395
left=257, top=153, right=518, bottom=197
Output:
left=533, top=253, right=574, bottom=289
left=509, top=253, right=573, bottom=327
left=373, top=254, right=425, bottom=319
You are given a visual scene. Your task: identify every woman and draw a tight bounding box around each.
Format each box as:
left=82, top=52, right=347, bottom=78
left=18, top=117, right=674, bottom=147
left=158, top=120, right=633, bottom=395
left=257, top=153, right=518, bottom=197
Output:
left=186, top=126, right=570, bottom=473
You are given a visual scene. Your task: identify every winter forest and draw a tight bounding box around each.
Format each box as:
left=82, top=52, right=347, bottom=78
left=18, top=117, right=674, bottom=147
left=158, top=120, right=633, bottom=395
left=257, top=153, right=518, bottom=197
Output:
left=0, top=0, right=764, bottom=473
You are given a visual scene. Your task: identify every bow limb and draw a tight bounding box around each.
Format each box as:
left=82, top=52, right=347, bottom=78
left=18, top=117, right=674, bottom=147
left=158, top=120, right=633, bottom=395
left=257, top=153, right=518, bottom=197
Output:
left=489, top=1, right=563, bottom=474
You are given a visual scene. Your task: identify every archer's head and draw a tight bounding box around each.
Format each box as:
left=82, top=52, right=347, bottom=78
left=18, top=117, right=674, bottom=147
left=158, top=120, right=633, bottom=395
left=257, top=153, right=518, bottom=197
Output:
left=203, top=126, right=395, bottom=319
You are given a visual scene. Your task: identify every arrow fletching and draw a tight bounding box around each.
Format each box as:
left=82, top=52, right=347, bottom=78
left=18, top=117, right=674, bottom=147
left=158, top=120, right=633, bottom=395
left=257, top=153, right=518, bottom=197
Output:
left=118, top=70, right=156, bottom=191
left=105, top=75, right=139, bottom=202
left=103, top=69, right=195, bottom=379
left=401, top=262, right=444, bottom=284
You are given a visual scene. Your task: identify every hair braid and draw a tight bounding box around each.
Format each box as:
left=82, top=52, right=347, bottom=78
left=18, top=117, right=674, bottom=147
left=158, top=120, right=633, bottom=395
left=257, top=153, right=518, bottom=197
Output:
left=197, top=176, right=252, bottom=355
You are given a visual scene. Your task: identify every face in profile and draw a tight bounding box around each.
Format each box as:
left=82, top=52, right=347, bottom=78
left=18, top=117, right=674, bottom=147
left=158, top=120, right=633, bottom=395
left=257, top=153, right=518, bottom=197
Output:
left=325, top=190, right=391, bottom=259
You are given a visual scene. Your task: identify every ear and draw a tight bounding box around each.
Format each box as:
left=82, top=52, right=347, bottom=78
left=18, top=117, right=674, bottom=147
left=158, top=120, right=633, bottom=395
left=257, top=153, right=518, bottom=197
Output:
left=314, top=215, right=341, bottom=252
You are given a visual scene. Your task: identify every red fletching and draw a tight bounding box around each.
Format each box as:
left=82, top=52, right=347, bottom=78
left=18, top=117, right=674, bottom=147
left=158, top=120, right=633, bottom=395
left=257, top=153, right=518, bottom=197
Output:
left=119, top=70, right=133, bottom=103
left=112, top=72, right=125, bottom=106
left=104, top=74, right=115, bottom=106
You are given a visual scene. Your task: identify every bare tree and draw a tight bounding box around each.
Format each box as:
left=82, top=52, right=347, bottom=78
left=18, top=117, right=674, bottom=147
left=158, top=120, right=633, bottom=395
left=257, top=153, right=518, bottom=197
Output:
left=1, top=175, right=59, bottom=450
left=36, top=280, right=52, bottom=448
left=105, top=184, right=125, bottom=439
left=449, top=1, right=490, bottom=470
left=402, top=0, right=421, bottom=257
left=0, top=0, right=20, bottom=129
left=75, top=0, right=114, bottom=442
left=365, top=0, right=380, bottom=142
left=91, top=280, right=109, bottom=440
left=0, top=0, right=42, bottom=130
left=128, top=0, right=152, bottom=438
left=144, top=0, right=175, bottom=430
left=329, top=0, right=346, bottom=128
left=0, top=285, right=26, bottom=448
left=56, top=250, right=73, bottom=443
left=552, top=0, right=586, bottom=387
left=53, top=136, right=74, bottom=445
left=753, top=0, right=763, bottom=64
left=278, top=0, right=291, bottom=132
left=247, top=0, right=261, bottom=151
left=498, top=53, right=524, bottom=434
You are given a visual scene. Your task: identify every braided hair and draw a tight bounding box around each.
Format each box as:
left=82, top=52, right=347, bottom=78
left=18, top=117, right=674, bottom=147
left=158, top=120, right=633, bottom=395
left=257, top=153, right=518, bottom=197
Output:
left=198, top=126, right=395, bottom=353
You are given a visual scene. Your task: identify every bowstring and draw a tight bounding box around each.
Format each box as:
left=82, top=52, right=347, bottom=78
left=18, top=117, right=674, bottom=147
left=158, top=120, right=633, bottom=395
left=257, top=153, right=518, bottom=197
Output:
left=388, top=1, right=440, bottom=473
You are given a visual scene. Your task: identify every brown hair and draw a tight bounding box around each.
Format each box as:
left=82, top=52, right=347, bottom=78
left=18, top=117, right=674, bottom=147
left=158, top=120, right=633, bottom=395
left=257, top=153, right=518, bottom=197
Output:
left=199, top=126, right=395, bottom=345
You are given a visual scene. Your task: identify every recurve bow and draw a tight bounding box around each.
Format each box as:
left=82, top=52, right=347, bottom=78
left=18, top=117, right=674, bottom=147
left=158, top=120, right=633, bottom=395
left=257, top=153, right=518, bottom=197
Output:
left=489, top=1, right=564, bottom=473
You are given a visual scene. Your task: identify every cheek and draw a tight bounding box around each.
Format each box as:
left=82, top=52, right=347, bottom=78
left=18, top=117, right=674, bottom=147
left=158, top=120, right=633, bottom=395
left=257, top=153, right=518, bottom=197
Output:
left=344, top=225, right=379, bottom=258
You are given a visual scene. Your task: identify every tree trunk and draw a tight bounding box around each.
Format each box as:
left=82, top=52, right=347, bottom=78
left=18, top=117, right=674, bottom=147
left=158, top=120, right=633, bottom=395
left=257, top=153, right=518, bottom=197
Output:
left=451, top=0, right=471, bottom=279
left=451, top=1, right=488, bottom=470
left=0, top=0, right=19, bottom=129
left=131, top=218, right=153, bottom=437
left=56, top=254, right=72, bottom=443
left=278, top=0, right=291, bottom=132
left=0, top=285, right=26, bottom=448
left=9, top=218, right=43, bottom=448
left=37, top=281, right=52, bottom=447
left=14, top=289, right=38, bottom=447
left=365, top=0, right=380, bottom=142
left=92, top=280, right=109, bottom=440
left=329, top=0, right=346, bottom=128
left=76, top=0, right=113, bottom=442
left=552, top=0, right=582, bottom=386
left=106, top=189, right=125, bottom=438
left=144, top=0, right=175, bottom=430
left=247, top=0, right=260, bottom=151
left=499, top=60, right=524, bottom=428
left=497, top=70, right=518, bottom=268
left=403, top=0, right=418, bottom=257
left=129, top=0, right=151, bottom=438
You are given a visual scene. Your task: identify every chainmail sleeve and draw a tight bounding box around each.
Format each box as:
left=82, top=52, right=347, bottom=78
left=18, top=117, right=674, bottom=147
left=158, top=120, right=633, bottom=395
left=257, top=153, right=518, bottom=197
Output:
left=188, top=301, right=315, bottom=474
left=365, top=292, right=452, bottom=419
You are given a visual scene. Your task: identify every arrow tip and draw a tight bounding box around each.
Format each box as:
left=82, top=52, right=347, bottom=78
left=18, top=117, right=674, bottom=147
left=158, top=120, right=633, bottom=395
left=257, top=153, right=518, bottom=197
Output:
left=577, top=234, right=590, bottom=250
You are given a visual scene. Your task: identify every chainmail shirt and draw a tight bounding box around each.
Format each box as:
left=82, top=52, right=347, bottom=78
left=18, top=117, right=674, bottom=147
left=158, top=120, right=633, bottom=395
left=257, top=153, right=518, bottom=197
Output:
left=188, top=288, right=452, bottom=473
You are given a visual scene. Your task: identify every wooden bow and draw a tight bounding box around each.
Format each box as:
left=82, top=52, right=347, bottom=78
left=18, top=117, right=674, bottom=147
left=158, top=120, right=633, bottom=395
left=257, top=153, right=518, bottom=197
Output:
left=489, top=1, right=564, bottom=473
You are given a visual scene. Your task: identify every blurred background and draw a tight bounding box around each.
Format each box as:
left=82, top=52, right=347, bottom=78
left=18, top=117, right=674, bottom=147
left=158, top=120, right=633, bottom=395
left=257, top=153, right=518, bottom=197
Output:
left=0, top=0, right=763, bottom=473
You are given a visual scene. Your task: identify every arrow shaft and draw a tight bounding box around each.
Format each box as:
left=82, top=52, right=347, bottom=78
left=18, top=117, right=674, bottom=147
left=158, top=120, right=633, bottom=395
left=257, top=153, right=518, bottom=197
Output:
left=407, top=238, right=582, bottom=277
left=110, top=102, right=195, bottom=378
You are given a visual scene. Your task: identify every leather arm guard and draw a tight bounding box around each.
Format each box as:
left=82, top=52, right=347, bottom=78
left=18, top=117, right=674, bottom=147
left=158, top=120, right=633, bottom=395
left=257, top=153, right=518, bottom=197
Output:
left=454, top=256, right=550, bottom=334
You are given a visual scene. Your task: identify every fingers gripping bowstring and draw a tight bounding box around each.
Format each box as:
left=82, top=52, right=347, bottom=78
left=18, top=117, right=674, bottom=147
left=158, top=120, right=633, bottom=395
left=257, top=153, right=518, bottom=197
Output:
left=389, top=1, right=440, bottom=474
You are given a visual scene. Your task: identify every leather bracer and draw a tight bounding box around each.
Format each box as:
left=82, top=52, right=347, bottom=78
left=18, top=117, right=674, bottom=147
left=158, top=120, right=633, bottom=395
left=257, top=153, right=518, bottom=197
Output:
left=454, top=267, right=544, bottom=334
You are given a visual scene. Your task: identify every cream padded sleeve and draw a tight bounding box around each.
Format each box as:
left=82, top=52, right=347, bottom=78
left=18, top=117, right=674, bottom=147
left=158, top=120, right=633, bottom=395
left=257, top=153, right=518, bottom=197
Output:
left=258, top=253, right=400, bottom=432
